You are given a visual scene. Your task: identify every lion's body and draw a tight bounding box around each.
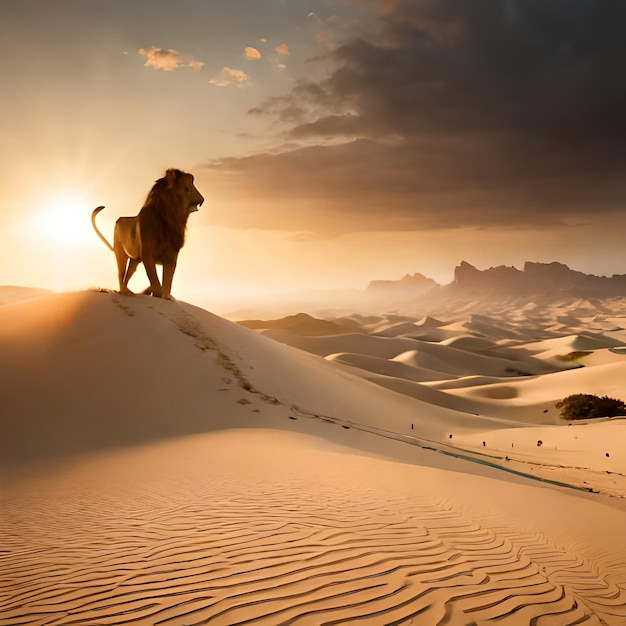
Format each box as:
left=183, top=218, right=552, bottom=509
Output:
left=92, top=169, right=204, bottom=299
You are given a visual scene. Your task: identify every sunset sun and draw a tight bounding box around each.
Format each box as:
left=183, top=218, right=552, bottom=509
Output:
left=37, top=192, right=95, bottom=246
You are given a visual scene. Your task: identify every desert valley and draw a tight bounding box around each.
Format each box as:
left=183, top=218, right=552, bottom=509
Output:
left=2, top=262, right=626, bottom=625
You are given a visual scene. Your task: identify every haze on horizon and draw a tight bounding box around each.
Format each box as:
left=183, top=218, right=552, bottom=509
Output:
left=1, top=0, right=625, bottom=310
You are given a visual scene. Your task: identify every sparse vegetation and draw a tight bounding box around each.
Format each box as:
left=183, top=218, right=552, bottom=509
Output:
left=555, top=351, right=592, bottom=363
left=556, top=394, right=626, bottom=420
left=504, top=367, right=531, bottom=376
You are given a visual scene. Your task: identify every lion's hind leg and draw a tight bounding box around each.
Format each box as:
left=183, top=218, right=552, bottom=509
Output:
left=114, top=245, right=134, bottom=295
left=113, top=217, right=143, bottom=295
left=122, top=258, right=140, bottom=293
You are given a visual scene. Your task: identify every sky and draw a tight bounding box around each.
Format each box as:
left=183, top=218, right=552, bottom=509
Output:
left=1, top=0, right=626, bottom=312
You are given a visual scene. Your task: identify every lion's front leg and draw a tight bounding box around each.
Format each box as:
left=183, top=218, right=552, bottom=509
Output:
left=161, top=255, right=179, bottom=300
left=142, top=254, right=163, bottom=297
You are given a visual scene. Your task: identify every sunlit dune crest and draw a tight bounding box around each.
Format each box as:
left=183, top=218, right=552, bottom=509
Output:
left=2, top=289, right=626, bottom=624
left=0, top=286, right=51, bottom=305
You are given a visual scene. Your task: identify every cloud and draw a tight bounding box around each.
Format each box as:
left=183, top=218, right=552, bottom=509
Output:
left=209, top=66, right=251, bottom=88
left=188, top=60, right=205, bottom=72
left=138, top=46, right=204, bottom=72
left=275, top=43, right=290, bottom=56
left=203, top=0, right=626, bottom=235
left=138, top=46, right=181, bottom=71
left=377, top=0, right=398, bottom=18
left=245, top=46, right=262, bottom=60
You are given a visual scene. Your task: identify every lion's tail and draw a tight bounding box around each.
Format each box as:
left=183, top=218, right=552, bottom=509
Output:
left=91, top=206, right=114, bottom=252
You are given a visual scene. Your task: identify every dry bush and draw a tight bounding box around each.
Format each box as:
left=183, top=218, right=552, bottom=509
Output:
left=556, top=394, right=626, bottom=420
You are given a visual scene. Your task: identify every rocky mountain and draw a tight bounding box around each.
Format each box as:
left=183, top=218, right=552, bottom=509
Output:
left=449, top=261, right=626, bottom=299
left=366, top=262, right=626, bottom=311
left=367, top=272, right=438, bottom=295
left=237, top=312, right=355, bottom=336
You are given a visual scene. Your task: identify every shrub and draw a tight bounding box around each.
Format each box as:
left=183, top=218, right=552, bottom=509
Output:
left=556, top=394, right=626, bottom=420
left=555, top=351, right=592, bottom=363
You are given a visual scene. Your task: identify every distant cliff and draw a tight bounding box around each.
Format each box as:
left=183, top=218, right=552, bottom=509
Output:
left=366, top=262, right=626, bottom=309
left=450, top=261, right=626, bottom=299
left=237, top=312, right=355, bottom=336
left=367, top=272, right=438, bottom=295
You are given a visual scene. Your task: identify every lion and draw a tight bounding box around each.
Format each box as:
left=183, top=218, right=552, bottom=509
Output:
left=92, top=168, right=204, bottom=299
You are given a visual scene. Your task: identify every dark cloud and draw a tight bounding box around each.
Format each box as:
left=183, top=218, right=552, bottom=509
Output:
left=204, top=0, right=626, bottom=234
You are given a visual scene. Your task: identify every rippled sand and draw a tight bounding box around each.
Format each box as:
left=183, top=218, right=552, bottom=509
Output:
left=2, top=290, right=626, bottom=624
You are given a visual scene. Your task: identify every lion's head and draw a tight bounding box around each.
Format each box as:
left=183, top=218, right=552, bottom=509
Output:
left=162, top=168, right=204, bottom=214
left=137, top=169, right=203, bottom=256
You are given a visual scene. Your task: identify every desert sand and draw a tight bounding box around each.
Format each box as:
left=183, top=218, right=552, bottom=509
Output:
left=2, top=289, right=626, bottom=625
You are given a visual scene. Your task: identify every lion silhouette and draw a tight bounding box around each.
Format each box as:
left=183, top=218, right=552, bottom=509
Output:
left=92, top=169, right=204, bottom=299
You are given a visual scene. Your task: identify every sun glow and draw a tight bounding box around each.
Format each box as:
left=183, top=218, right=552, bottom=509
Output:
left=35, top=192, right=96, bottom=246
left=10, top=187, right=112, bottom=294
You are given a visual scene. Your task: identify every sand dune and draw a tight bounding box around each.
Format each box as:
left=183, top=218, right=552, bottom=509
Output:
left=252, top=301, right=626, bottom=493
left=370, top=321, right=424, bottom=337
left=2, top=290, right=626, bottom=625
left=515, top=333, right=625, bottom=359
left=416, top=315, right=447, bottom=327
left=439, top=335, right=497, bottom=352
left=264, top=328, right=557, bottom=378
left=260, top=329, right=424, bottom=360
left=0, top=285, right=51, bottom=305
left=326, top=351, right=455, bottom=382
left=392, top=341, right=554, bottom=377
left=450, top=361, right=626, bottom=409
left=381, top=325, right=467, bottom=342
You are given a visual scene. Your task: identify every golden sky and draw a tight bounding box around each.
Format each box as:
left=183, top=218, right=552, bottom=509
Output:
left=2, top=0, right=626, bottom=311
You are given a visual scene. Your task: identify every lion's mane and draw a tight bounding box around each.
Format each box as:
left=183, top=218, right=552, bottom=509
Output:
left=142, top=169, right=192, bottom=254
